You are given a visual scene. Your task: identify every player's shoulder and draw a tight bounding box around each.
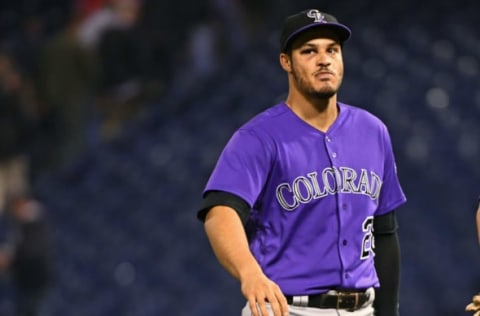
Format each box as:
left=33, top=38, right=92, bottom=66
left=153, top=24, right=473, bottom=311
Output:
left=239, top=103, right=291, bottom=130
left=339, top=102, right=388, bottom=129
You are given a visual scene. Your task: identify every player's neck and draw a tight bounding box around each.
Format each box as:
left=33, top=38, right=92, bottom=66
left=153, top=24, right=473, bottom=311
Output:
left=285, top=95, right=338, bottom=132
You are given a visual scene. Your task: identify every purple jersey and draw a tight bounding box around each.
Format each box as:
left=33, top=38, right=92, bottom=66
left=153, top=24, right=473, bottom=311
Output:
left=204, top=102, right=406, bottom=295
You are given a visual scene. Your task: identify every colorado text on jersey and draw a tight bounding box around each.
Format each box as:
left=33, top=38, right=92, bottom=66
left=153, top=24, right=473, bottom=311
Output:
left=275, top=166, right=382, bottom=211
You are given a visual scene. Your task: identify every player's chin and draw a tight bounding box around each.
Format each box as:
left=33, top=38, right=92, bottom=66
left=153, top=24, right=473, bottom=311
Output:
left=316, top=81, right=338, bottom=90
left=311, top=87, right=337, bottom=99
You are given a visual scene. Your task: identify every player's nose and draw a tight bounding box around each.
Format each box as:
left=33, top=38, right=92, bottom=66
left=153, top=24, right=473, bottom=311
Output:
left=315, top=54, right=331, bottom=67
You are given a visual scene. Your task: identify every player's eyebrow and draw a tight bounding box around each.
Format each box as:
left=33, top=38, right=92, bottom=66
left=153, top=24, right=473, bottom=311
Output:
left=299, top=41, right=340, bottom=50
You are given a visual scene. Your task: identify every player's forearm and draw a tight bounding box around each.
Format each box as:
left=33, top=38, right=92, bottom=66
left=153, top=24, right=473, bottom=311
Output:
left=204, top=206, right=263, bottom=281
left=373, top=232, right=400, bottom=316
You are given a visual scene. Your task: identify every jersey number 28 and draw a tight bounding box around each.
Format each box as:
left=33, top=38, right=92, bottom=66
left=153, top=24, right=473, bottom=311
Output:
left=360, top=216, right=374, bottom=259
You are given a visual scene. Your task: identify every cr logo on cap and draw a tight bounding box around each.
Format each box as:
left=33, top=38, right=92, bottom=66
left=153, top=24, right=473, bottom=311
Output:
left=307, top=9, right=326, bottom=23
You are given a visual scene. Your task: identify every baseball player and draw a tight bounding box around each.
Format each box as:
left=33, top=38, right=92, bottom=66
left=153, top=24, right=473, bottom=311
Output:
left=197, top=9, right=407, bottom=316
left=465, top=196, right=480, bottom=315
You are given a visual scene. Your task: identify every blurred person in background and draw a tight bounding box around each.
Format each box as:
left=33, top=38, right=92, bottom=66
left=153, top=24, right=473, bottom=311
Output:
left=0, top=51, right=35, bottom=215
left=0, top=50, right=53, bottom=316
left=77, top=0, right=156, bottom=140
left=35, top=3, right=99, bottom=170
left=0, top=198, right=53, bottom=316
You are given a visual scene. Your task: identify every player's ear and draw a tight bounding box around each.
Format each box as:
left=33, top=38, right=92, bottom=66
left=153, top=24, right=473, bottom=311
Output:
left=279, top=53, right=292, bottom=72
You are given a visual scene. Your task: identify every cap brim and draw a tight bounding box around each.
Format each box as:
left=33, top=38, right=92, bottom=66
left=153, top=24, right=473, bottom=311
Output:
left=282, top=22, right=351, bottom=51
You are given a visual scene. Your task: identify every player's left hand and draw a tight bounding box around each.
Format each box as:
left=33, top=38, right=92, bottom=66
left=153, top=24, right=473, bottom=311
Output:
left=466, top=294, right=480, bottom=315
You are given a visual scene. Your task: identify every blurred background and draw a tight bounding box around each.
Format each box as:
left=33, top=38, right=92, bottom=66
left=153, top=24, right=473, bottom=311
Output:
left=0, top=0, right=478, bottom=315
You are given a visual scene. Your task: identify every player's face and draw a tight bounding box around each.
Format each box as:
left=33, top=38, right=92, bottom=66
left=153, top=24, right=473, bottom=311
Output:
left=286, top=29, right=344, bottom=100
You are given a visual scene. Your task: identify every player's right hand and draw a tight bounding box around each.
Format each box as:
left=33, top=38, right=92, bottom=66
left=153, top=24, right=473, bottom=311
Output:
left=240, top=269, right=289, bottom=316
left=466, top=294, right=480, bottom=316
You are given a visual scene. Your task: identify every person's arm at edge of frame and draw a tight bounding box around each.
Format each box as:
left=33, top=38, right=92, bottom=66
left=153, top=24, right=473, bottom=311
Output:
left=465, top=198, right=480, bottom=315
left=476, top=200, right=480, bottom=246
left=373, top=210, right=401, bottom=316
left=204, top=205, right=289, bottom=316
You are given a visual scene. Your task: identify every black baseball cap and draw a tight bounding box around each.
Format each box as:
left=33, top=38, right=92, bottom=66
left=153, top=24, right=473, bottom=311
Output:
left=280, top=9, right=351, bottom=52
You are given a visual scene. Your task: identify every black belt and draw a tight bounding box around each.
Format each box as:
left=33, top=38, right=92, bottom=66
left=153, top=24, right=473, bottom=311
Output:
left=285, top=290, right=370, bottom=311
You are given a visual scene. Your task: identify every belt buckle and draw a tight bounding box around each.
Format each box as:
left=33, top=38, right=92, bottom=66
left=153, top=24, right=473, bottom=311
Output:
left=337, top=292, right=360, bottom=311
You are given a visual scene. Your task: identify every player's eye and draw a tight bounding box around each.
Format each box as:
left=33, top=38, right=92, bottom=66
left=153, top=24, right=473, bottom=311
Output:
left=300, top=48, right=316, bottom=55
left=327, top=46, right=340, bottom=54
